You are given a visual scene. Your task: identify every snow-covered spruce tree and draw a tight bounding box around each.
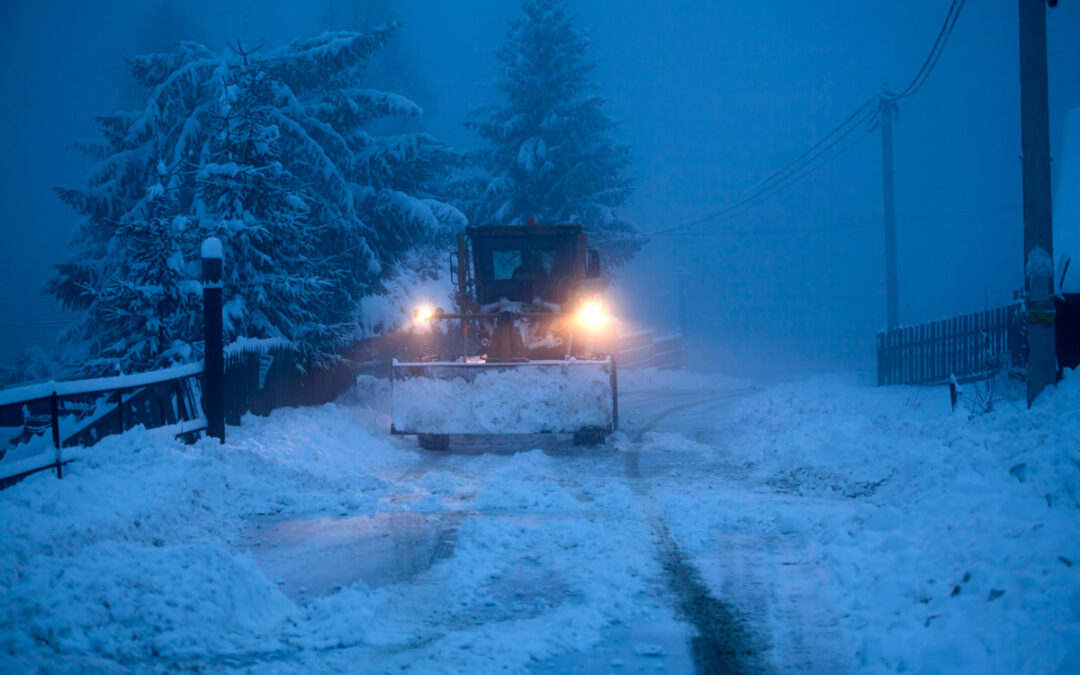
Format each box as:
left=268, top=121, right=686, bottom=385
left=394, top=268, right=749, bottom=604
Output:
left=464, top=0, right=640, bottom=266
left=54, top=169, right=201, bottom=373
left=49, top=28, right=461, bottom=375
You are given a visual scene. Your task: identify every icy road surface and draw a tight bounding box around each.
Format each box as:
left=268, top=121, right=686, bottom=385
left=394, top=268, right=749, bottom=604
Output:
left=2, top=369, right=1079, bottom=673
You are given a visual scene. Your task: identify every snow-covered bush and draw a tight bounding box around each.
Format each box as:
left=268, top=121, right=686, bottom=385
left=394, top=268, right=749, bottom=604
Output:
left=460, top=0, right=641, bottom=266
left=50, top=28, right=461, bottom=374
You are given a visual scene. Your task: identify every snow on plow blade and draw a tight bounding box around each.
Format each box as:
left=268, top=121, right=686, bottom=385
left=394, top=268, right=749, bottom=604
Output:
left=390, top=358, right=617, bottom=435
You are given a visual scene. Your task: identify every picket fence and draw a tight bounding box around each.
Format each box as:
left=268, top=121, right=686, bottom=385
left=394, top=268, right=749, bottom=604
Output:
left=876, top=302, right=1026, bottom=386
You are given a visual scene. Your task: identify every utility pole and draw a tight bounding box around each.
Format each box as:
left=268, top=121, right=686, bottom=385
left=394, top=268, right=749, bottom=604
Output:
left=879, top=89, right=900, bottom=330
left=1018, top=0, right=1056, bottom=406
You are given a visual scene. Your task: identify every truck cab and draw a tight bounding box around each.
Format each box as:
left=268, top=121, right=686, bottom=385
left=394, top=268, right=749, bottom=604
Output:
left=465, top=225, right=601, bottom=307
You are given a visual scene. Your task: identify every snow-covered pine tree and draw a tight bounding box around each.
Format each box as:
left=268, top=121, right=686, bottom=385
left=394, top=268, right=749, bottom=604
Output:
left=194, top=64, right=333, bottom=358
left=49, top=27, right=461, bottom=375
left=465, top=0, right=640, bottom=266
left=62, top=170, right=201, bottom=373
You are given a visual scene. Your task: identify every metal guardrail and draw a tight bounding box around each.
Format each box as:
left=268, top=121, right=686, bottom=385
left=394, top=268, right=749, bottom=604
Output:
left=616, top=331, right=685, bottom=370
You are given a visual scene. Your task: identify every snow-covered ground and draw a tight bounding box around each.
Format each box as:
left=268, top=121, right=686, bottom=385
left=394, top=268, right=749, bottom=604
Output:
left=2, top=368, right=1078, bottom=673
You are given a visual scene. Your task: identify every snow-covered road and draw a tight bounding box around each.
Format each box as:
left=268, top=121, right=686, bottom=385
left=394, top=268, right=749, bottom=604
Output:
left=2, top=369, right=1078, bottom=673
left=234, top=375, right=766, bottom=673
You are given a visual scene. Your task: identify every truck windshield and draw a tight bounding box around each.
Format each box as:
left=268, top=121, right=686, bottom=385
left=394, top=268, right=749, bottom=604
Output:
left=491, top=249, right=558, bottom=281
left=474, top=237, right=576, bottom=303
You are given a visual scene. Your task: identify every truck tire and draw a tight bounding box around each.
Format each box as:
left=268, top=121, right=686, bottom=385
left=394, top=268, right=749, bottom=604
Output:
left=418, top=434, right=450, bottom=451
left=572, top=431, right=606, bottom=446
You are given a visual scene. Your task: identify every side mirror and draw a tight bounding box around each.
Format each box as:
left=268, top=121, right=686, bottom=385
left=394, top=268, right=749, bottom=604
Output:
left=585, top=248, right=602, bottom=279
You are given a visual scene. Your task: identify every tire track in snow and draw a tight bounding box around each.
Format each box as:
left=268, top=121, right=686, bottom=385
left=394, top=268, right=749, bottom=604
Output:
left=381, top=386, right=768, bottom=672
left=620, top=389, right=772, bottom=675
left=652, top=516, right=772, bottom=674
left=626, top=388, right=757, bottom=440
left=623, top=460, right=771, bottom=674
left=623, top=388, right=853, bottom=673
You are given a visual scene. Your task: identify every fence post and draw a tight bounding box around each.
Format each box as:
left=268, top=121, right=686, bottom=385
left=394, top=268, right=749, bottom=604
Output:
left=678, top=273, right=688, bottom=338
left=51, top=391, right=62, bottom=479
left=202, top=237, right=225, bottom=443
left=876, top=332, right=885, bottom=385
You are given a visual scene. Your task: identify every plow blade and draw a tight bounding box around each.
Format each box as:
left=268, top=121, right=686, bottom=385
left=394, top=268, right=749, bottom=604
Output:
left=390, top=358, right=617, bottom=436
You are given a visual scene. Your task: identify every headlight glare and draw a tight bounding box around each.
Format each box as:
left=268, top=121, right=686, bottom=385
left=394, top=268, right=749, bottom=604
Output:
left=577, top=300, right=608, bottom=329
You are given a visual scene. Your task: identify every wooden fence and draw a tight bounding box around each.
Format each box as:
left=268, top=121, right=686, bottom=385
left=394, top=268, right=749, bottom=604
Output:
left=876, top=302, right=1026, bottom=386
left=0, top=238, right=227, bottom=488
left=221, top=338, right=387, bottom=423
left=0, top=363, right=206, bottom=487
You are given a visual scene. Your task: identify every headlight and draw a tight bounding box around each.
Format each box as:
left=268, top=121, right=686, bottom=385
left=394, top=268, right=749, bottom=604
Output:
left=577, top=300, right=608, bottom=329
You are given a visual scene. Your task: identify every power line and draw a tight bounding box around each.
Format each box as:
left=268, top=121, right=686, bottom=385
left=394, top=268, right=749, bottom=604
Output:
left=894, top=0, right=966, bottom=102
left=648, top=115, right=876, bottom=239
left=650, top=103, right=878, bottom=238
left=649, top=99, right=876, bottom=238
left=588, top=109, right=880, bottom=247
left=649, top=208, right=1020, bottom=242
left=644, top=0, right=968, bottom=240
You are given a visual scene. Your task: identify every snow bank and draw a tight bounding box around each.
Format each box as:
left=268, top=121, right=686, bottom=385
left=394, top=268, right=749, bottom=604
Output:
left=1, top=384, right=664, bottom=672
left=655, top=372, right=1080, bottom=673
left=391, top=361, right=615, bottom=434
left=0, top=401, right=403, bottom=668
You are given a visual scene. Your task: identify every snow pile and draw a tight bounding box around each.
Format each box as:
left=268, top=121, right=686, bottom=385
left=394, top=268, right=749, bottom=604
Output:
left=472, top=450, right=584, bottom=514
left=655, top=373, right=1080, bottom=673
left=0, top=385, right=672, bottom=672
left=392, top=361, right=614, bottom=434
left=475, top=478, right=582, bottom=513
left=0, top=402, right=404, bottom=668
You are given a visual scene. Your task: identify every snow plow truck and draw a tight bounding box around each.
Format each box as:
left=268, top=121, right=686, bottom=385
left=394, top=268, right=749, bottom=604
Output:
left=391, top=224, right=618, bottom=450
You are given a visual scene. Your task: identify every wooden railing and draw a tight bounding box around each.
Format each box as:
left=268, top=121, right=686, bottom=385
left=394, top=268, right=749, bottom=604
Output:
left=0, top=238, right=229, bottom=489
left=0, top=363, right=206, bottom=487
left=876, top=302, right=1026, bottom=386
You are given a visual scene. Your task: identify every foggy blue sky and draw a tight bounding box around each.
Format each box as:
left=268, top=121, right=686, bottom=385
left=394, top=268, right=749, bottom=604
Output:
left=1, top=0, right=1078, bottom=378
